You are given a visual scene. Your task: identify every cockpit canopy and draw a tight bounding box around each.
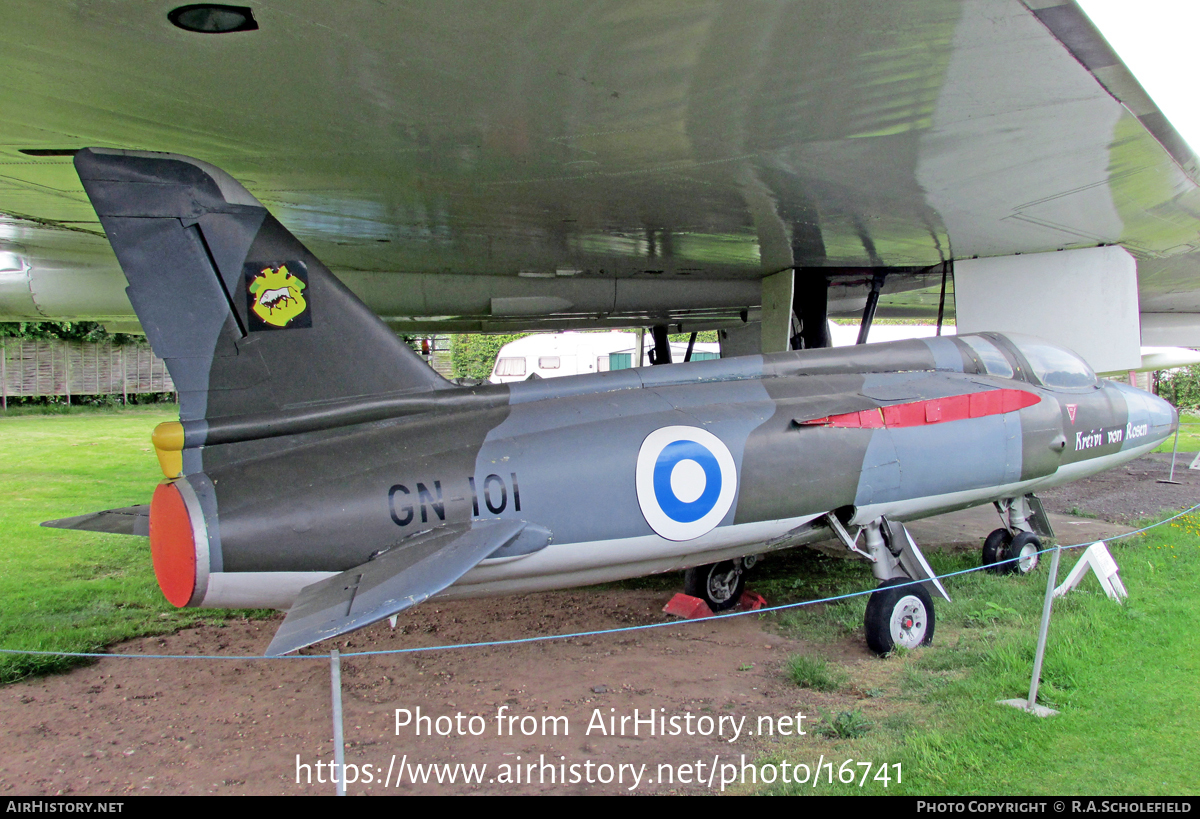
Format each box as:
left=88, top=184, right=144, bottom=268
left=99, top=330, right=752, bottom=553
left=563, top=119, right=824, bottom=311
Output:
left=959, top=333, right=1098, bottom=390
left=959, top=335, right=1014, bottom=379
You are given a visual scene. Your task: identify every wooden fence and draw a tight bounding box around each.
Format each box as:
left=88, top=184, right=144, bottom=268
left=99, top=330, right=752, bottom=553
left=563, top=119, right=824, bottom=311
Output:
left=0, top=339, right=174, bottom=406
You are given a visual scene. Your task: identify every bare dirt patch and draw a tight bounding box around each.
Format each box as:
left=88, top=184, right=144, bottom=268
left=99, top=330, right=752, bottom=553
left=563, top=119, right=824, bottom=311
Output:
left=0, top=588, right=883, bottom=796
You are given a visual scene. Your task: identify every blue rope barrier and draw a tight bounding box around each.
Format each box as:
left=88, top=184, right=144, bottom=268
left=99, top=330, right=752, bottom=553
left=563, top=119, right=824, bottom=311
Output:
left=3, top=501, right=1198, bottom=663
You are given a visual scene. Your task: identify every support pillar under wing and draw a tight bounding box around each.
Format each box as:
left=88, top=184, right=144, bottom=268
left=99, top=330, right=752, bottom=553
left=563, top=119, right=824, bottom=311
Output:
left=265, top=519, right=526, bottom=656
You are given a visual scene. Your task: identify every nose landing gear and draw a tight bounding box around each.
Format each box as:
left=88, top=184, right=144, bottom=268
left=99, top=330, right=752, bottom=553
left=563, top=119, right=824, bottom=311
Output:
left=983, top=495, right=1052, bottom=575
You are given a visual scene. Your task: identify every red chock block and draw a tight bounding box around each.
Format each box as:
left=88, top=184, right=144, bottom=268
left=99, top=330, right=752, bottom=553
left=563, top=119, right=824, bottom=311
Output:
left=739, top=590, right=767, bottom=611
left=663, top=593, right=714, bottom=620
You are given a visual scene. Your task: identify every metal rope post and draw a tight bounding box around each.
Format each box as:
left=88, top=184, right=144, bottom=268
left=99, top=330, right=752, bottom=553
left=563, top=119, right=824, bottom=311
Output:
left=1000, top=542, right=1062, bottom=717
left=1159, top=425, right=1182, bottom=485
left=330, top=649, right=346, bottom=796
left=1026, top=543, right=1061, bottom=711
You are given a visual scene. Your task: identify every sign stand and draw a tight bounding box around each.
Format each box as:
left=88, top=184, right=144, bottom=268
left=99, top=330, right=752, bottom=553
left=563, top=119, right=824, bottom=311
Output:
left=1054, top=541, right=1128, bottom=602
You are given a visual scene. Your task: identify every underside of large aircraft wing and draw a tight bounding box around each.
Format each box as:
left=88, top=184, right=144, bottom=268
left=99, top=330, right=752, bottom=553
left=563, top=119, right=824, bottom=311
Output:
left=1, top=1, right=1199, bottom=342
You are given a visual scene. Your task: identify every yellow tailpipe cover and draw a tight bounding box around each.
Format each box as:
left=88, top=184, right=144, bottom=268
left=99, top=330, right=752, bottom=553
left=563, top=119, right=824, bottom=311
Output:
left=151, top=421, right=185, bottom=479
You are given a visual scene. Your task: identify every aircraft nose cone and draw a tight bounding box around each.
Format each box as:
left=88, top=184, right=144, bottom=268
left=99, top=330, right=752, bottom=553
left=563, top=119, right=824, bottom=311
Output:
left=1135, top=386, right=1177, bottom=446
left=1150, top=392, right=1178, bottom=436
left=1109, top=381, right=1177, bottom=448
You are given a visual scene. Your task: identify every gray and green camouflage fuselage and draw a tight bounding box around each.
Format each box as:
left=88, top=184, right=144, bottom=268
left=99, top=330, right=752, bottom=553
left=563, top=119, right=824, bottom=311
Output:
left=63, top=149, right=1177, bottom=655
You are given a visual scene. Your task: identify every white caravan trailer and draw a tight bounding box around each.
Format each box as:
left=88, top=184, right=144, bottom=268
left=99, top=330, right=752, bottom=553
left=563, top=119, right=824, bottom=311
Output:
left=489, top=332, right=719, bottom=383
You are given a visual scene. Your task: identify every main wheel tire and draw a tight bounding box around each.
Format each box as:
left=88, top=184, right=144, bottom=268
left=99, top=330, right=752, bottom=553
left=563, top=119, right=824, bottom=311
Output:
left=865, top=578, right=935, bottom=656
left=683, top=561, right=745, bottom=612
left=1003, top=532, right=1041, bottom=575
left=982, top=528, right=1013, bottom=573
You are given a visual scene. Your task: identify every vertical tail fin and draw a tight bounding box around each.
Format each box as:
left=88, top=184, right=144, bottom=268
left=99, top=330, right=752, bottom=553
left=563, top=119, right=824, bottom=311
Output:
left=74, top=148, right=450, bottom=426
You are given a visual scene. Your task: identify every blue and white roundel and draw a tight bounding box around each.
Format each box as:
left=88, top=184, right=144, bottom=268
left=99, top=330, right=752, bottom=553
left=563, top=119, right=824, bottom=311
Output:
left=636, top=426, right=737, bottom=541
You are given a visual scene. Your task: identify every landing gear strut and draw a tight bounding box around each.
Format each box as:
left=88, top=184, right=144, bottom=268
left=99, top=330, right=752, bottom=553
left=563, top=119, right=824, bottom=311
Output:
left=824, top=513, right=950, bottom=656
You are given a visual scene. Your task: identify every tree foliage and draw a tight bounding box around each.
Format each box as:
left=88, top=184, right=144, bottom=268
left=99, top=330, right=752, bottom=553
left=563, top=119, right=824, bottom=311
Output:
left=0, top=321, right=140, bottom=345
left=1157, top=365, right=1200, bottom=410
left=449, top=333, right=529, bottom=380
left=667, top=330, right=718, bottom=342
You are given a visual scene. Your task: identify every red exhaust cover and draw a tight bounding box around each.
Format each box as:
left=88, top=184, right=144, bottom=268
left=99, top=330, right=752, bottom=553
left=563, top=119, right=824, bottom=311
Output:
left=149, top=482, right=196, bottom=607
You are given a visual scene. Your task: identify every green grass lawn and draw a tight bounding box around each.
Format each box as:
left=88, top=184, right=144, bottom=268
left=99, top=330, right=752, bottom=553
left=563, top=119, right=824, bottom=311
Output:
left=754, top=517, right=1200, bottom=795
left=0, top=405, right=267, bottom=683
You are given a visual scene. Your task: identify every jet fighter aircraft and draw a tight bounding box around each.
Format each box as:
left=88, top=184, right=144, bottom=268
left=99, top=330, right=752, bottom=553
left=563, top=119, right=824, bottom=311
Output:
left=46, top=149, right=1178, bottom=657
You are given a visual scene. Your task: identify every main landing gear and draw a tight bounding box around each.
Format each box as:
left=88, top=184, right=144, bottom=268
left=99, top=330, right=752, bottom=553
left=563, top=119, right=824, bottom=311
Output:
left=824, top=512, right=951, bottom=656
left=982, top=494, right=1053, bottom=576
left=684, top=555, right=758, bottom=611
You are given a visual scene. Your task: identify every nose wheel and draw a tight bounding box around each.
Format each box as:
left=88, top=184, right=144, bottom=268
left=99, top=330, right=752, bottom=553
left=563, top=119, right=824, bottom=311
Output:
left=982, top=528, right=1041, bottom=575
left=865, top=578, right=935, bottom=655
left=982, top=527, right=1013, bottom=573
left=1006, top=532, right=1041, bottom=574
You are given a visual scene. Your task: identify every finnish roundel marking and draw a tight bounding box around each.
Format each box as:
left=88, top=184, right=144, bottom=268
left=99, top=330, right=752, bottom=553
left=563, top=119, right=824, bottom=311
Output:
left=636, top=426, right=737, bottom=541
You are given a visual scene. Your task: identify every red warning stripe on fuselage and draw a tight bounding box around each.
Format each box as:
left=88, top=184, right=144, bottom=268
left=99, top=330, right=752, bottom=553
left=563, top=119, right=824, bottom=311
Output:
left=800, top=388, right=1040, bottom=429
